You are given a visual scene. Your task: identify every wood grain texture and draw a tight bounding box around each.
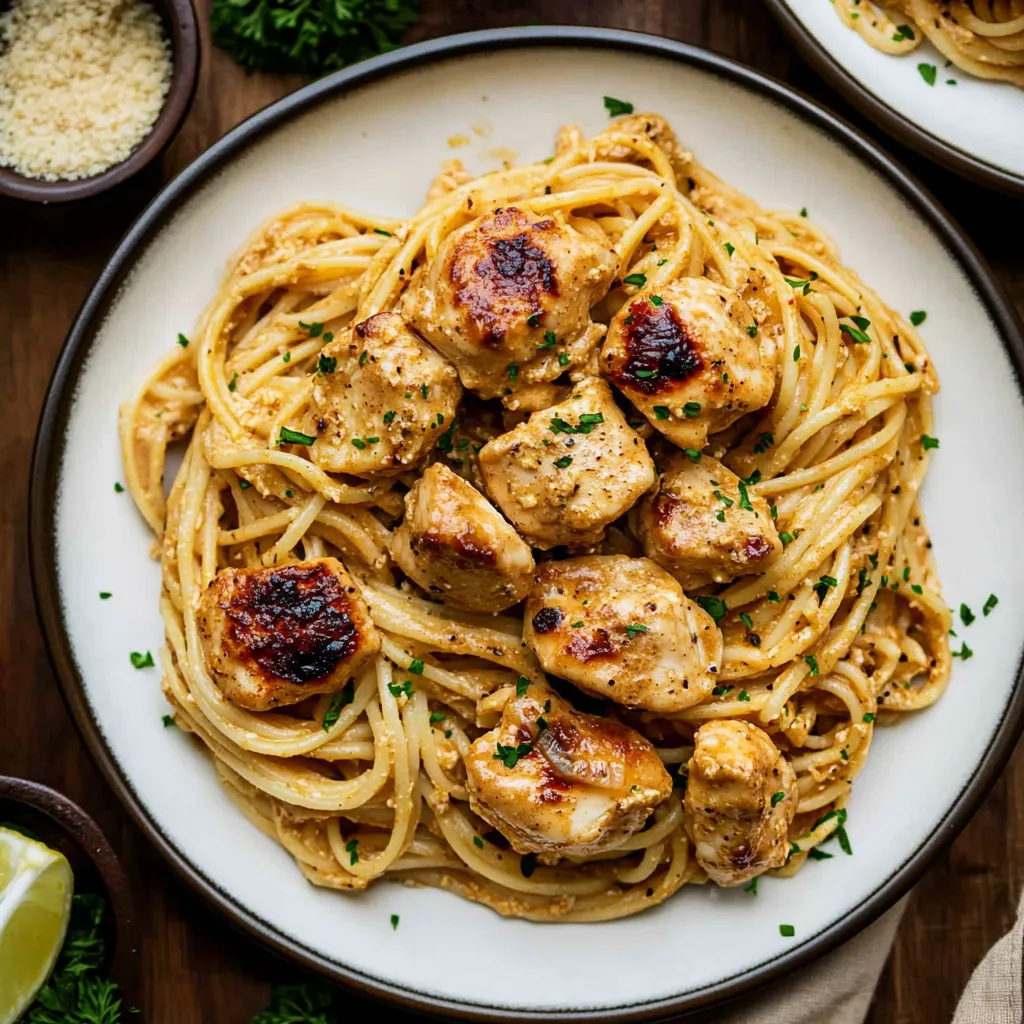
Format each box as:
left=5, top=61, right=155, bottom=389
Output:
left=1, top=1, right=1021, bottom=1021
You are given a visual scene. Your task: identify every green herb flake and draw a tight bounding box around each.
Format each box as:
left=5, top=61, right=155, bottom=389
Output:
left=779, top=924, right=795, bottom=937
left=652, top=405, right=670, bottom=420
left=508, top=362, right=519, bottom=382
left=558, top=352, right=570, bottom=366
left=683, top=401, right=701, bottom=418
left=649, top=295, right=664, bottom=307
left=388, top=679, right=414, bottom=699
left=684, top=448, right=702, bottom=462
left=227, top=371, right=239, bottom=392
left=298, top=320, right=324, bottom=337
left=429, top=711, right=446, bottom=724
left=696, top=595, right=727, bottom=623
left=623, top=273, right=647, bottom=287
left=554, top=455, right=573, bottom=469
left=724, top=242, right=735, bottom=257
left=114, top=482, right=125, bottom=493
left=952, top=642, right=974, bottom=661
left=793, top=345, right=800, bottom=362
left=624, top=623, right=649, bottom=638
left=712, top=684, right=733, bottom=696
left=177, top=332, right=189, bottom=348
left=910, top=310, right=927, bottom=326
left=747, top=324, right=758, bottom=338
left=408, top=658, right=425, bottom=675
left=344, top=837, right=360, bottom=864
left=373, top=227, right=392, bottom=237
left=984, top=594, right=999, bottom=616
left=527, top=313, right=542, bottom=328
left=279, top=426, right=316, bottom=446
left=494, top=741, right=533, bottom=769
left=282, top=351, right=291, bottom=363
left=390, top=914, right=400, bottom=930
left=99, top=592, right=111, bottom=600
left=322, top=682, right=355, bottom=730
left=805, top=655, right=820, bottom=676
left=603, top=95, right=634, bottom=117
left=516, top=675, right=530, bottom=697
left=918, top=63, right=937, bottom=86
left=162, top=714, right=176, bottom=728
left=130, top=651, right=154, bottom=669
left=539, top=331, right=557, bottom=349
left=383, top=410, right=396, bottom=425
left=921, top=434, right=939, bottom=450
left=350, top=437, right=367, bottom=450
left=737, top=480, right=754, bottom=512
left=745, top=878, right=758, bottom=894
left=863, top=712, right=875, bottom=723
left=768, top=591, right=780, bottom=603
left=737, top=689, right=751, bottom=702
left=840, top=322, right=871, bottom=344
left=473, top=835, right=484, bottom=849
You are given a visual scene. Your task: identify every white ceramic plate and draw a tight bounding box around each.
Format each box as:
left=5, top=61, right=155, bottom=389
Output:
left=768, top=0, right=1024, bottom=193
left=30, top=28, right=1024, bottom=1021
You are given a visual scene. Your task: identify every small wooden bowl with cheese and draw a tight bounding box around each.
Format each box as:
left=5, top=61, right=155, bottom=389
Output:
left=0, top=0, right=198, bottom=203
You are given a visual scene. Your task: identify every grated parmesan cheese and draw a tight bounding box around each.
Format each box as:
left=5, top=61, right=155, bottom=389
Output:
left=0, top=0, right=172, bottom=182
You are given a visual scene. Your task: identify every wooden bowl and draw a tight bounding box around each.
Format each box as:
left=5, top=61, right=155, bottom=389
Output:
left=0, top=776, right=140, bottom=1010
left=0, top=0, right=199, bottom=203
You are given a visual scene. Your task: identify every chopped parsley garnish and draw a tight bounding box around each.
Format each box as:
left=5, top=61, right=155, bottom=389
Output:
left=408, top=658, right=425, bottom=675
left=558, top=352, right=569, bottom=366
left=571, top=620, right=584, bottom=629
left=712, top=685, right=733, bottom=696
left=383, top=410, right=396, bottom=425
left=539, top=331, right=557, bottom=349
left=351, top=438, right=367, bottom=450
left=753, top=431, right=774, bottom=454
left=779, top=532, right=794, bottom=546
left=516, top=676, right=530, bottom=697
left=653, top=405, right=670, bottom=420
left=554, top=455, right=573, bottom=469
left=345, top=838, right=359, bottom=863
left=282, top=352, right=291, bottom=363
left=228, top=371, right=239, bottom=391
left=745, top=878, right=758, bottom=894
left=429, top=711, right=446, bottom=724
left=737, top=689, right=751, bottom=702
left=177, top=332, right=189, bottom=348
left=683, top=448, right=701, bottom=462
left=317, top=353, right=337, bottom=375
left=603, top=95, right=634, bottom=117
left=373, top=228, right=392, bottom=236
left=279, top=426, right=316, bottom=446
left=863, top=712, right=875, bottom=723
left=739, top=612, right=754, bottom=630
left=322, top=682, right=354, bottom=730
left=952, top=642, right=974, bottom=660
left=793, top=345, right=800, bottom=362
left=634, top=369, right=657, bottom=379
left=420, top=383, right=429, bottom=400
left=813, top=574, right=838, bottom=602
left=724, top=242, right=735, bottom=257
left=649, top=295, right=664, bottom=307
left=390, top=914, right=400, bottom=930
left=358, top=350, right=368, bottom=366
left=768, top=591, right=780, bottom=603
left=298, top=320, right=324, bottom=337
left=473, top=835, right=484, bottom=849
left=840, top=322, right=871, bottom=344
left=918, top=63, right=937, bottom=86
left=683, top=401, right=701, bottom=418
left=696, top=595, right=727, bottom=623
left=984, top=594, right=999, bottom=616
left=550, top=413, right=604, bottom=435
left=921, top=434, right=939, bottom=450
left=508, top=362, right=519, bottom=382
left=714, top=490, right=734, bottom=509
left=911, top=584, right=923, bottom=595
left=809, top=847, right=834, bottom=860
left=715, top=510, right=726, bottom=522
left=114, top=482, right=124, bottom=493
left=894, top=23, right=915, bottom=39
left=800, top=207, right=808, bottom=218
left=99, top=592, right=111, bottom=600
left=747, top=324, right=758, bottom=338
left=388, top=680, right=413, bottom=699
left=130, top=651, right=154, bottom=669
left=779, top=924, right=795, bottom=937
left=784, top=276, right=815, bottom=296
left=238, top=479, right=251, bottom=490
left=737, top=480, right=754, bottom=512
left=436, top=418, right=459, bottom=454
left=527, top=313, right=541, bottom=328
left=625, top=623, right=649, bottom=638
left=623, top=273, right=647, bottom=287
left=162, top=714, right=176, bottom=728
left=494, top=742, right=532, bottom=768
left=805, top=655, right=819, bottom=676
left=910, top=310, right=927, bottom=326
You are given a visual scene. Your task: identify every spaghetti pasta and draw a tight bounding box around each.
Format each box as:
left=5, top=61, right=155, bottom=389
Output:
left=121, top=114, right=948, bottom=921
left=833, top=0, right=1024, bottom=85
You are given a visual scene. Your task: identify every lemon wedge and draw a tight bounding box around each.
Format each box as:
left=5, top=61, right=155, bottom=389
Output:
left=0, top=826, right=74, bottom=1024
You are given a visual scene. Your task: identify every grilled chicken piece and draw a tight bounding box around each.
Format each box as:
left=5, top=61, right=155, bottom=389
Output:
left=464, top=681, right=673, bottom=856
left=403, top=206, right=617, bottom=402
left=683, top=720, right=797, bottom=887
left=477, top=377, right=656, bottom=549
left=602, top=277, right=774, bottom=449
left=308, top=312, right=461, bottom=477
left=197, top=558, right=379, bottom=712
left=390, top=463, right=535, bottom=613
left=523, top=555, right=722, bottom=713
left=638, top=452, right=780, bottom=589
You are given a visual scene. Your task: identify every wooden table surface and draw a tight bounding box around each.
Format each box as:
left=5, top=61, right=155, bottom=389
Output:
left=2, top=1, right=1022, bottom=1021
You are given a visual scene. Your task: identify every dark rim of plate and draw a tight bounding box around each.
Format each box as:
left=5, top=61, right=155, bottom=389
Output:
left=27, top=25, right=1024, bottom=1022
left=764, top=0, right=1024, bottom=196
